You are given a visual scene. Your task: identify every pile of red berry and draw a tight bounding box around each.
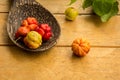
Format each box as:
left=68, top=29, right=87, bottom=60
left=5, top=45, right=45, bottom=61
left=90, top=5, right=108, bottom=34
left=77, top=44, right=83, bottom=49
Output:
left=15, top=17, right=52, bottom=41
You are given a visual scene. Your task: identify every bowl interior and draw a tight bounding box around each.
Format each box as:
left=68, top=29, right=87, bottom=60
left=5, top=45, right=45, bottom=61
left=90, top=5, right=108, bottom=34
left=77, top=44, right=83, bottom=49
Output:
left=7, top=4, right=61, bottom=52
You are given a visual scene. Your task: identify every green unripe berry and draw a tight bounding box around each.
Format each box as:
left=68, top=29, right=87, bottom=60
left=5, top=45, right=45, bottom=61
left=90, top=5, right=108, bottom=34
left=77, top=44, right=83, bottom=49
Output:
left=65, top=7, right=78, bottom=21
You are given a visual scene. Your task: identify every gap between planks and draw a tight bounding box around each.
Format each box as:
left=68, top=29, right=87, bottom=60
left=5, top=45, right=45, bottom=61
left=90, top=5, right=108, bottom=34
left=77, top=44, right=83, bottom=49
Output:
left=0, top=44, right=120, bottom=48
left=0, top=12, right=120, bottom=15
left=56, top=45, right=120, bottom=48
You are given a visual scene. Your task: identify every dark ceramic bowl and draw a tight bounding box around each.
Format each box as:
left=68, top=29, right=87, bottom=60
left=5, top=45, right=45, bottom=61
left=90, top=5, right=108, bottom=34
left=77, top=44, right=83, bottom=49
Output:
left=7, top=0, right=61, bottom=52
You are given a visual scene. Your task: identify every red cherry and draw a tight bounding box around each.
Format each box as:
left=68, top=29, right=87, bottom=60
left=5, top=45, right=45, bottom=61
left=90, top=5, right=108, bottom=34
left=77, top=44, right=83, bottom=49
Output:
left=15, top=31, right=20, bottom=39
left=35, top=27, right=45, bottom=36
left=40, top=24, right=52, bottom=32
left=17, top=26, right=30, bottom=36
left=39, top=24, right=48, bottom=31
left=27, top=17, right=38, bottom=24
left=45, top=26, right=51, bottom=32
left=28, top=24, right=38, bottom=31
left=21, top=20, right=28, bottom=26
left=43, top=32, right=52, bottom=41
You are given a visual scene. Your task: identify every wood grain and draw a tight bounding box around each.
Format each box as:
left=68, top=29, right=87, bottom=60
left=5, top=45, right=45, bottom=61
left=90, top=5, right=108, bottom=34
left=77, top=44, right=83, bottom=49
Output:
left=0, top=0, right=120, bottom=80
left=0, top=0, right=120, bottom=14
left=0, top=46, right=120, bottom=80
left=1, top=13, right=120, bottom=47
left=56, top=15, right=120, bottom=47
left=0, top=0, right=10, bottom=12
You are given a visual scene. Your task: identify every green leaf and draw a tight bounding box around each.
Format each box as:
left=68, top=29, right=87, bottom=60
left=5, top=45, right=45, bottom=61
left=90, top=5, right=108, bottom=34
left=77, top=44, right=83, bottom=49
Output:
left=101, top=2, right=119, bottom=22
left=68, top=0, right=119, bottom=22
left=92, top=0, right=119, bottom=22
left=92, top=0, right=113, bottom=16
left=69, top=0, right=77, bottom=5
left=82, top=0, right=94, bottom=9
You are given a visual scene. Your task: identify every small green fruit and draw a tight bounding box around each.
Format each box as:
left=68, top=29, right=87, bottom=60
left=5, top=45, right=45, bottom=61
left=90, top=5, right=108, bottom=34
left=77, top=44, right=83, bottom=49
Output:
left=65, top=7, right=78, bottom=21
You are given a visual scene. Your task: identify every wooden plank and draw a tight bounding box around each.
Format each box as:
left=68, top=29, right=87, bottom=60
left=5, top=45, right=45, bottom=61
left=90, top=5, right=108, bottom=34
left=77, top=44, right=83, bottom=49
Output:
left=1, top=13, right=120, bottom=46
left=36, top=0, right=86, bottom=14
left=0, top=0, right=10, bottom=12
left=0, top=46, right=120, bottom=80
left=0, top=13, right=12, bottom=45
left=55, top=15, right=120, bottom=47
left=0, top=0, right=120, bottom=14
left=0, top=0, right=89, bottom=13
left=37, top=0, right=120, bottom=14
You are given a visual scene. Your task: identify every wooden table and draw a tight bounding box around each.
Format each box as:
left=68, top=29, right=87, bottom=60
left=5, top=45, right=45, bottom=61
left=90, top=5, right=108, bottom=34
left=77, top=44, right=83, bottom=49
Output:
left=0, top=0, right=120, bottom=80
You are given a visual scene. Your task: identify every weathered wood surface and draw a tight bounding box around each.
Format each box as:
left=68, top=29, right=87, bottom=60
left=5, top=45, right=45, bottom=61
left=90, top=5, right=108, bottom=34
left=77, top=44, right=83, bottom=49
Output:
left=0, top=46, right=120, bottom=80
left=0, top=0, right=120, bottom=80
left=0, top=13, right=120, bottom=47
left=0, top=0, right=120, bottom=14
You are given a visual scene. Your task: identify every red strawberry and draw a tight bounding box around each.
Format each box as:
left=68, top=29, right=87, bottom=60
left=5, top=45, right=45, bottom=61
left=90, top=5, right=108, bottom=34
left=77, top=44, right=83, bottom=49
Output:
left=21, top=20, right=28, bottom=26
left=35, top=27, right=45, bottom=36
left=43, top=32, right=52, bottom=41
left=28, top=24, right=38, bottom=31
left=17, top=26, right=30, bottom=36
left=27, top=17, right=38, bottom=24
